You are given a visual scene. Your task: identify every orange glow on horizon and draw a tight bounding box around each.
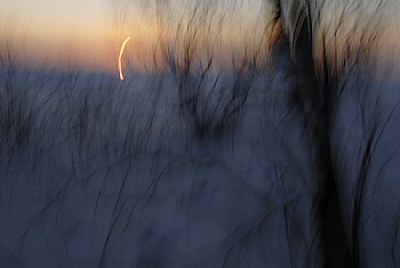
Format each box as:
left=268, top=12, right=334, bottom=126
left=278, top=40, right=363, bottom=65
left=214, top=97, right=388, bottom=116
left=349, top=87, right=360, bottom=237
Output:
left=118, top=37, right=131, bottom=80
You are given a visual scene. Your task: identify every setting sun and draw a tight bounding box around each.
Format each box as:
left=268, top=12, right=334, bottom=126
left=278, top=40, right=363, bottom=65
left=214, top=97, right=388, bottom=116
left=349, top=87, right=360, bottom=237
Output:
left=118, top=37, right=131, bottom=80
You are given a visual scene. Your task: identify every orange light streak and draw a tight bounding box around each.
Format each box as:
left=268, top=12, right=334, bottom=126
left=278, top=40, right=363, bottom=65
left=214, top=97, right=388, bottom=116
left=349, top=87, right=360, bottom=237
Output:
left=118, top=37, right=131, bottom=80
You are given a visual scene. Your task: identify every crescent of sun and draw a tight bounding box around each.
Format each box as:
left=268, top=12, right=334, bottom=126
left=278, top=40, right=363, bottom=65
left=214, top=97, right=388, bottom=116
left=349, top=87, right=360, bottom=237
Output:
left=118, top=37, right=131, bottom=81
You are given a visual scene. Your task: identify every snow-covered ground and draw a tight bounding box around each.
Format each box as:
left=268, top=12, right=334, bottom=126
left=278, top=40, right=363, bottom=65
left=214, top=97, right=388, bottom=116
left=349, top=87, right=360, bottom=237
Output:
left=1, top=45, right=400, bottom=268
left=0, top=45, right=334, bottom=267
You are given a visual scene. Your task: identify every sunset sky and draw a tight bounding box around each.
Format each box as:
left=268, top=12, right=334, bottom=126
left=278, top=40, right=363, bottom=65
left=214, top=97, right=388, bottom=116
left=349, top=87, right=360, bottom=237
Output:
left=1, top=1, right=398, bottom=74
left=1, top=0, right=271, bottom=74
left=1, top=0, right=119, bottom=71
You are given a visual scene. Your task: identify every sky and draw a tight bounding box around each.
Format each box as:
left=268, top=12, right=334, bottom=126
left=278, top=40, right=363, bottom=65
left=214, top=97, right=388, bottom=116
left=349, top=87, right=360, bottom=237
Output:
left=1, top=0, right=118, bottom=72
left=0, top=0, right=270, bottom=74
left=1, top=1, right=398, bottom=75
